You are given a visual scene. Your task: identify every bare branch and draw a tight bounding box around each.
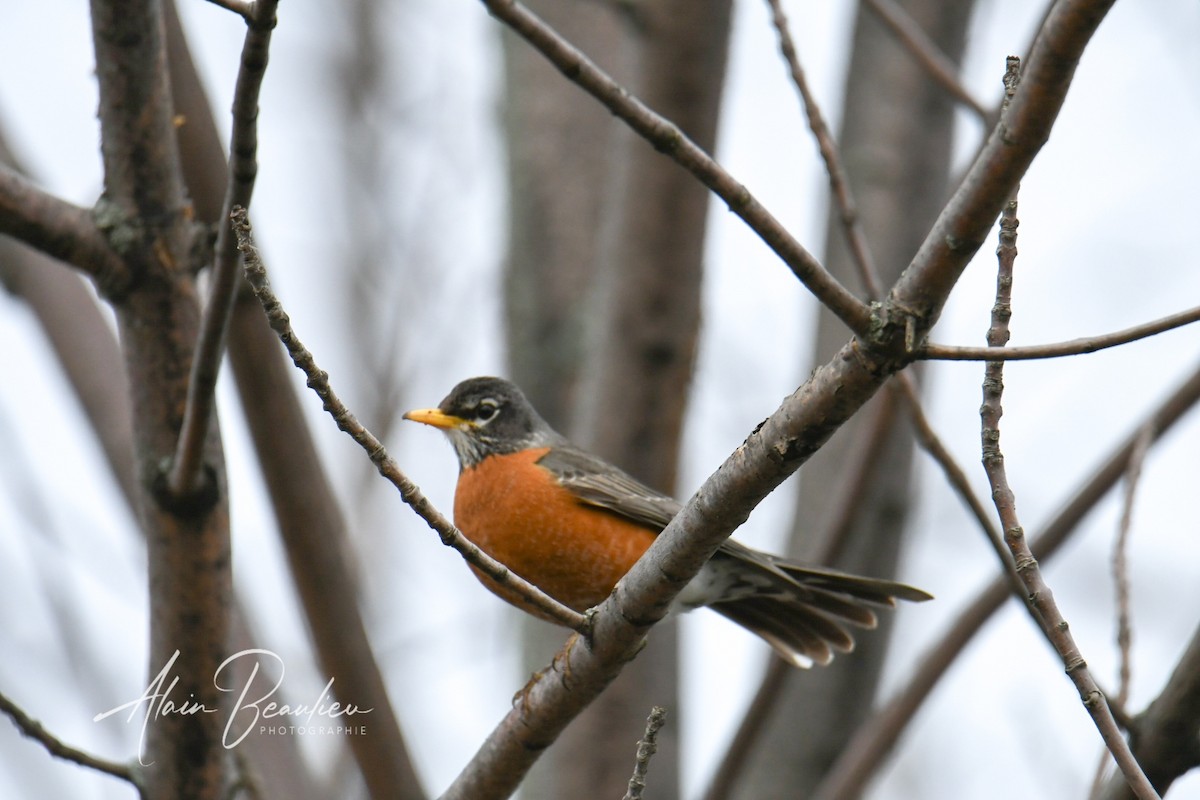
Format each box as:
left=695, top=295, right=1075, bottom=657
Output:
left=0, top=163, right=130, bottom=296
left=1100, top=623, right=1200, bottom=799
left=894, top=372, right=1016, bottom=576
left=918, top=305, right=1200, bottom=361
left=765, top=0, right=881, bottom=299
left=441, top=353, right=909, bottom=798
left=163, top=8, right=424, bottom=793
left=0, top=689, right=138, bottom=790
left=0, top=135, right=136, bottom=506
left=891, top=0, right=1118, bottom=330
left=89, top=1, right=232, bottom=796
left=703, top=392, right=903, bottom=800
left=442, top=4, right=1122, bottom=794
left=863, top=0, right=991, bottom=123
left=738, top=372, right=1015, bottom=800
left=622, top=706, right=667, bottom=800
left=232, top=207, right=588, bottom=632
left=479, top=0, right=873, bottom=335
left=979, top=178, right=1157, bottom=796
left=1091, top=425, right=1153, bottom=793
left=814, top=357, right=1200, bottom=800
left=764, top=0, right=1007, bottom=578
left=1112, top=427, right=1151, bottom=707
left=169, top=0, right=279, bottom=497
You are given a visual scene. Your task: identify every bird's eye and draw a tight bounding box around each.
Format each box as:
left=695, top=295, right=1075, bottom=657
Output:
left=475, top=399, right=499, bottom=423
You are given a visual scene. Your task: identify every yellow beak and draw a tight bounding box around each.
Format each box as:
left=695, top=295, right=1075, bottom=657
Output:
left=402, top=408, right=468, bottom=430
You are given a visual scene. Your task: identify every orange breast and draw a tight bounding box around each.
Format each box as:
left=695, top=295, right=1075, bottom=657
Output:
left=454, top=447, right=659, bottom=621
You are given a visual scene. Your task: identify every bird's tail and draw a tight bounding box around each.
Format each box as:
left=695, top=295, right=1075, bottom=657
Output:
left=706, top=544, right=932, bottom=668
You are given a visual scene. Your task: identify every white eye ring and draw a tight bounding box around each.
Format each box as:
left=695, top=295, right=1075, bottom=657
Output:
left=476, top=399, right=499, bottom=423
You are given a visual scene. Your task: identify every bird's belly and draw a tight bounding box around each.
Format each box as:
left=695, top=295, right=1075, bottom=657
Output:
left=454, top=448, right=658, bottom=619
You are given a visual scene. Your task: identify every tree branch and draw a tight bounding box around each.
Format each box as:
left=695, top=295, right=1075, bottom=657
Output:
left=0, top=129, right=136, bottom=504
left=1092, top=425, right=1152, bottom=795
left=163, top=5, right=423, bottom=794
left=894, top=372, right=1016, bottom=576
left=0, top=689, right=139, bottom=791
left=891, top=0, right=1117, bottom=330
left=1100, top=623, right=1200, bottom=799
left=979, top=183, right=1156, bottom=796
left=89, top=1, right=232, bottom=796
left=169, top=0, right=279, bottom=498
left=232, top=207, right=588, bottom=633
left=765, top=0, right=881, bottom=300
left=918, top=304, right=1200, bottom=361
left=1111, top=427, right=1150, bottom=708
left=440, top=3, right=1122, bottom=795
left=863, top=0, right=992, bottom=123
left=622, top=706, right=667, bottom=800
left=814, top=356, right=1200, bottom=800
left=479, top=0, right=873, bottom=335
left=0, top=163, right=130, bottom=296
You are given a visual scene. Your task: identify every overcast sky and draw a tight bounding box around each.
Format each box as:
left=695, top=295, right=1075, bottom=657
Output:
left=2, top=1, right=1199, bottom=798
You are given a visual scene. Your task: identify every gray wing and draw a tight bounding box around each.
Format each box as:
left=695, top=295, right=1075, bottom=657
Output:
left=535, top=446, right=682, bottom=530
left=537, top=446, right=932, bottom=667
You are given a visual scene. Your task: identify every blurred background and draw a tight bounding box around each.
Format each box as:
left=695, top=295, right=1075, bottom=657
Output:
left=1, top=1, right=1198, bottom=798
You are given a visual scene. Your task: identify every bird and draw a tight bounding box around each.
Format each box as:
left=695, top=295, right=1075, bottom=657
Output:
left=403, top=376, right=931, bottom=668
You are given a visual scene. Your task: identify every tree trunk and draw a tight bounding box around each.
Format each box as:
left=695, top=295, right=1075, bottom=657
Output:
left=501, top=0, right=631, bottom=426
left=503, top=2, right=732, bottom=797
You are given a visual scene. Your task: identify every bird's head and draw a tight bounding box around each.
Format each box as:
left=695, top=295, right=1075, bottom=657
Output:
left=403, top=376, right=560, bottom=469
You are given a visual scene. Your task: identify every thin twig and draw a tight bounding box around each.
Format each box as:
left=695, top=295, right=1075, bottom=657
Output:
left=765, top=0, right=881, bottom=299
left=448, top=4, right=1123, bottom=792
left=863, top=0, right=991, bottom=123
left=169, top=0, right=279, bottom=498
left=163, top=7, right=424, bottom=795
left=707, top=8, right=1006, bottom=784
left=1098, top=622, right=1200, bottom=799
left=1091, top=425, right=1153, bottom=795
left=893, top=372, right=1018, bottom=577
left=1113, top=427, right=1151, bottom=707
left=979, top=157, right=1157, bottom=796
left=889, top=0, right=1117, bottom=331
left=814, top=358, right=1200, bottom=800
left=918, top=305, right=1200, bottom=361
left=231, top=207, right=588, bottom=632
left=479, top=0, right=872, bottom=336
left=0, top=690, right=138, bottom=788
left=622, top=706, right=667, bottom=800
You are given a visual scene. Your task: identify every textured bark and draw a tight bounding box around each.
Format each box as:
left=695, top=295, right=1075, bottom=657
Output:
left=164, top=5, right=425, bottom=797
left=87, top=1, right=234, bottom=796
left=731, top=1, right=976, bottom=797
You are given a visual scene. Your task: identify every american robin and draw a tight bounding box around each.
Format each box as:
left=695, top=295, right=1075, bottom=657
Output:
left=404, top=376, right=931, bottom=667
